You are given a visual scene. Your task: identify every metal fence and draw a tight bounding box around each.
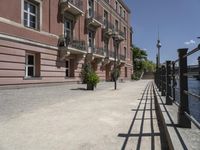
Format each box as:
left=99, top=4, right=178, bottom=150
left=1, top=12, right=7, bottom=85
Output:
left=154, top=44, right=200, bottom=129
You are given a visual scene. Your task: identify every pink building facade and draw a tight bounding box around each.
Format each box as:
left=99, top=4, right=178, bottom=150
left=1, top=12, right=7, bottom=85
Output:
left=0, top=0, right=133, bottom=86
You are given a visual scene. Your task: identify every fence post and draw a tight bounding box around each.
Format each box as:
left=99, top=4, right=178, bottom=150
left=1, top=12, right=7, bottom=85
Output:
left=172, top=62, right=176, bottom=101
left=158, top=67, right=162, bottom=91
left=166, top=61, right=172, bottom=105
left=161, top=65, right=166, bottom=96
left=178, top=48, right=191, bottom=128
left=198, top=56, right=200, bottom=80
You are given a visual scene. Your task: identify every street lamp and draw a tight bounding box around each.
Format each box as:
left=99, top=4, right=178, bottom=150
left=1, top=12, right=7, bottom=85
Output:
left=112, top=35, right=120, bottom=90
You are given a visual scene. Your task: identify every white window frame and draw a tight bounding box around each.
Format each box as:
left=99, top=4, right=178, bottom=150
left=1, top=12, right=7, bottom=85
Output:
left=103, top=10, right=108, bottom=27
left=22, top=0, right=42, bottom=30
left=64, top=19, right=72, bottom=39
left=88, top=0, right=94, bottom=17
left=65, top=60, right=70, bottom=77
left=23, top=0, right=38, bottom=29
left=120, top=6, right=122, bottom=16
left=25, top=53, right=35, bottom=78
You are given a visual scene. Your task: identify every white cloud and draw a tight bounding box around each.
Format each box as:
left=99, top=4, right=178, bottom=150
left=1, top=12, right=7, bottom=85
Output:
left=184, top=40, right=196, bottom=45
left=143, top=48, right=148, bottom=51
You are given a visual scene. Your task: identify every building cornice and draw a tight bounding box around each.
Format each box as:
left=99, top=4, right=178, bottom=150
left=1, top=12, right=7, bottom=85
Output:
left=0, top=33, right=58, bottom=50
left=118, top=0, right=131, bottom=13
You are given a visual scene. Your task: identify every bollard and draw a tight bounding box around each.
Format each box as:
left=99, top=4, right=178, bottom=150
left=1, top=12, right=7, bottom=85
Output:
left=166, top=61, right=172, bottom=105
left=177, top=48, right=191, bottom=128
left=161, top=65, right=166, bottom=96
left=172, top=62, right=176, bottom=101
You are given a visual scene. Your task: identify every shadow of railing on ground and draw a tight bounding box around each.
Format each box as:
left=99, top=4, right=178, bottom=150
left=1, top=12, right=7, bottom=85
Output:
left=118, top=82, right=168, bottom=150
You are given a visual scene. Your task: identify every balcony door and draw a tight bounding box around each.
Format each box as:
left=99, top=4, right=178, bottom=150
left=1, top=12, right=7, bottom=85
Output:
left=103, top=10, right=108, bottom=27
left=88, top=30, right=95, bottom=53
left=64, top=19, right=73, bottom=43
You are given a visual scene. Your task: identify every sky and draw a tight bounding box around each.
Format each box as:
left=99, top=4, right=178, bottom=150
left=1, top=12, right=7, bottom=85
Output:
left=125, top=0, right=200, bottom=65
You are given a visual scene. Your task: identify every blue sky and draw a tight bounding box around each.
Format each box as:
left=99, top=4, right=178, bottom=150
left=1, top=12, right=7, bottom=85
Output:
left=125, top=0, right=200, bottom=65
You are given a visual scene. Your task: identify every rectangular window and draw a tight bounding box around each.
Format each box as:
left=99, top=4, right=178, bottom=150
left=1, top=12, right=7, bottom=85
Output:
left=88, top=30, right=94, bottom=48
left=115, top=1, right=118, bottom=11
left=120, top=6, right=122, bottom=16
left=115, top=20, right=118, bottom=31
left=88, top=0, right=94, bottom=17
left=66, top=60, right=70, bottom=77
left=123, top=10, right=126, bottom=19
left=124, top=47, right=127, bottom=58
left=103, top=10, right=108, bottom=27
left=64, top=19, right=72, bottom=41
left=124, top=27, right=126, bottom=39
left=125, top=67, right=127, bottom=77
left=25, top=53, right=35, bottom=77
left=24, top=0, right=39, bottom=29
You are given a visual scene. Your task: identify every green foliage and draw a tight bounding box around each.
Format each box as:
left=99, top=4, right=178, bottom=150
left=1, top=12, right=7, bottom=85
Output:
left=86, top=71, right=100, bottom=87
left=80, top=63, right=92, bottom=84
left=80, top=63, right=99, bottom=87
left=131, top=45, right=156, bottom=80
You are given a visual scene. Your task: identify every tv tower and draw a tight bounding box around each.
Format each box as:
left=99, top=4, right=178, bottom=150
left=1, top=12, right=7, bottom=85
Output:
left=156, top=29, right=161, bottom=67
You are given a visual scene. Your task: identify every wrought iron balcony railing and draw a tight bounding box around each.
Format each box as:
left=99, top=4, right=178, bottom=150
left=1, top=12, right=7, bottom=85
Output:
left=94, top=47, right=105, bottom=56
left=120, top=54, right=126, bottom=61
left=58, top=35, right=86, bottom=52
left=69, top=40, right=86, bottom=51
left=109, top=51, right=115, bottom=58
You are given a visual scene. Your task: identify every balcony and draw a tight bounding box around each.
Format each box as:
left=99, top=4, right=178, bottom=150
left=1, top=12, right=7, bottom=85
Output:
left=59, top=0, right=84, bottom=17
left=87, top=45, right=105, bottom=58
left=119, top=54, right=126, bottom=62
left=112, top=29, right=125, bottom=41
left=109, top=51, right=115, bottom=60
left=58, top=36, right=87, bottom=59
left=94, top=47, right=105, bottom=57
left=86, top=10, right=103, bottom=28
left=103, top=21, right=114, bottom=38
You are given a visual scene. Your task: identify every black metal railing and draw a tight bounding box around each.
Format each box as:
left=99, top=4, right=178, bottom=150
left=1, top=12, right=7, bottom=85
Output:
left=119, top=54, right=126, bottom=61
left=154, top=44, right=200, bottom=129
left=69, top=40, right=86, bottom=51
left=119, top=30, right=125, bottom=38
left=58, top=35, right=86, bottom=51
left=109, top=51, right=115, bottom=58
left=94, top=47, right=105, bottom=56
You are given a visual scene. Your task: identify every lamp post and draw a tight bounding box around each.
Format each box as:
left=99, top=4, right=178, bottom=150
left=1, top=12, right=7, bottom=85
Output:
left=112, top=36, right=120, bottom=90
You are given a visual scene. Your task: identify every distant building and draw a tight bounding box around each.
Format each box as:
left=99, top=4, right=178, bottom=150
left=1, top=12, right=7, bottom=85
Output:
left=0, top=0, right=133, bottom=86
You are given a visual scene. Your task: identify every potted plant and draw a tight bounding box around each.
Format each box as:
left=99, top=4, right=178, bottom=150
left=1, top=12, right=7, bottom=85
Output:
left=86, top=71, right=100, bottom=90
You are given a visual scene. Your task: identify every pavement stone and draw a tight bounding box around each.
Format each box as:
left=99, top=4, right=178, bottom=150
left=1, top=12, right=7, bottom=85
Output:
left=0, top=80, right=161, bottom=150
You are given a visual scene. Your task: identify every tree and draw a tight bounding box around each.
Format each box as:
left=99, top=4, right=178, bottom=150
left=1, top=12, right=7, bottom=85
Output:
left=131, top=45, right=155, bottom=79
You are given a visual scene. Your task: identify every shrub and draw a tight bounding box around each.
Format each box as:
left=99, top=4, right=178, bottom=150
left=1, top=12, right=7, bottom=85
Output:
left=80, top=63, right=92, bottom=84
left=86, top=71, right=100, bottom=87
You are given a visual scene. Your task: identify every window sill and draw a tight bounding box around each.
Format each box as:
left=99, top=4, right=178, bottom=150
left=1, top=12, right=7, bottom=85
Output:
left=23, top=77, right=43, bottom=80
left=65, top=77, right=75, bottom=79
